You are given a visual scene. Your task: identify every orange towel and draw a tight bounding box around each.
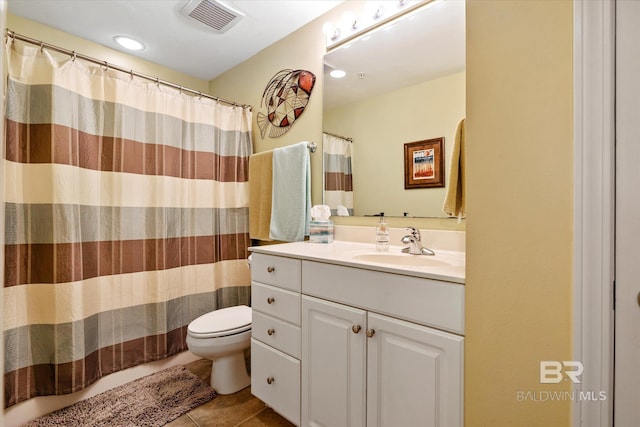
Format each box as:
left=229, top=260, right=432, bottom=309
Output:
left=249, top=151, right=273, bottom=241
left=443, top=118, right=466, bottom=218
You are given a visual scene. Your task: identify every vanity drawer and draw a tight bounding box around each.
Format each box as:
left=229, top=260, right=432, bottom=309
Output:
left=252, top=282, right=301, bottom=325
left=251, top=253, right=301, bottom=291
left=252, top=310, right=301, bottom=359
left=251, top=338, right=300, bottom=426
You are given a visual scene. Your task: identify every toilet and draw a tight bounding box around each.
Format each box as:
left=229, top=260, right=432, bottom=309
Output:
left=186, top=305, right=252, bottom=394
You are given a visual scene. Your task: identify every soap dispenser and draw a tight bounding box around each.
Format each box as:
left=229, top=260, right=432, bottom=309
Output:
left=376, top=213, right=389, bottom=252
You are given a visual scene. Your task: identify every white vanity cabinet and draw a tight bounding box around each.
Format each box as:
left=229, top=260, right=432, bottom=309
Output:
left=302, top=296, right=367, bottom=427
left=250, top=253, right=302, bottom=426
left=302, top=297, right=463, bottom=427
left=366, top=312, right=463, bottom=427
left=249, top=244, right=465, bottom=427
left=301, top=260, right=464, bottom=427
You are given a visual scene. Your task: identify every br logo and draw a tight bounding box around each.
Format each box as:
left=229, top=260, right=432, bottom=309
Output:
left=540, top=361, right=584, bottom=384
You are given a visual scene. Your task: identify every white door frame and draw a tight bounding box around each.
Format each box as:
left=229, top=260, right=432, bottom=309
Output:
left=573, top=0, right=615, bottom=426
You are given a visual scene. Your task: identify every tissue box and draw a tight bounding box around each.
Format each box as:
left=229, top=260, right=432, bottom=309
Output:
left=309, top=220, right=334, bottom=243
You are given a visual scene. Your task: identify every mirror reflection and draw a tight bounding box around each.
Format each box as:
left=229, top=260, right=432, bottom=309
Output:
left=322, top=0, right=465, bottom=218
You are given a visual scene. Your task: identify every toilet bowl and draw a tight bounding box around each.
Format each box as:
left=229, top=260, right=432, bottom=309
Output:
left=186, top=305, right=252, bottom=394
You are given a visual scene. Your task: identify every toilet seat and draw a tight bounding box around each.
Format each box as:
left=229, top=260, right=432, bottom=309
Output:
left=188, top=305, right=252, bottom=338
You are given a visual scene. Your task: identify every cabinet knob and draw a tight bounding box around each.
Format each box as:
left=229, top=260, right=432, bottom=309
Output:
left=267, top=266, right=276, bottom=273
left=366, top=329, right=376, bottom=338
left=267, top=376, right=275, bottom=385
left=352, top=325, right=362, bottom=334
left=267, top=297, right=275, bottom=304
left=267, top=328, right=275, bottom=336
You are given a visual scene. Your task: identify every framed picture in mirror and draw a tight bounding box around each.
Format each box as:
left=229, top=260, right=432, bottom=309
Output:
left=404, top=137, right=445, bottom=189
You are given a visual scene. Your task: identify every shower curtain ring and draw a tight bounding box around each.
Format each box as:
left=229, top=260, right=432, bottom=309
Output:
left=102, top=61, right=109, bottom=71
left=197, top=91, right=202, bottom=99
left=71, top=51, right=77, bottom=61
left=39, top=41, right=44, bottom=52
left=129, top=69, right=134, bottom=80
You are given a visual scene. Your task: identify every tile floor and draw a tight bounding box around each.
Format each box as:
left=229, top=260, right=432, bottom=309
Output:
left=167, top=358, right=294, bottom=427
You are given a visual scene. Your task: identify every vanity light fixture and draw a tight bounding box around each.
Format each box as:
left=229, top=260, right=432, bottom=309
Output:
left=342, top=11, right=359, bottom=30
left=372, top=5, right=385, bottom=19
left=324, top=0, right=428, bottom=50
left=113, top=35, right=145, bottom=51
left=322, top=22, right=341, bottom=41
left=330, top=69, right=347, bottom=79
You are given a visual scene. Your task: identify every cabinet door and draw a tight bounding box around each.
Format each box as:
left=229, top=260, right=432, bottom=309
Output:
left=302, top=296, right=366, bottom=427
left=367, top=313, right=464, bottom=427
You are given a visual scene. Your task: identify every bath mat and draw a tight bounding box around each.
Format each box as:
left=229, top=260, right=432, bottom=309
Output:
left=22, top=365, right=216, bottom=427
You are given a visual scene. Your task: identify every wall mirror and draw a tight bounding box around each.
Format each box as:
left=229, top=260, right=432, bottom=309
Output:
left=322, top=0, right=465, bottom=218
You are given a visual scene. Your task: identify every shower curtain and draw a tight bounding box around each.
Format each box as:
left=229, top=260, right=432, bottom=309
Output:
left=322, top=133, right=353, bottom=216
left=3, top=40, right=252, bottom=407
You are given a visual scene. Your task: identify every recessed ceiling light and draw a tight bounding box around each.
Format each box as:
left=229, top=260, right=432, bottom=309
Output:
left=113, top=36, right=145, bottom=51
left=330, top=69, right=346, bottom=79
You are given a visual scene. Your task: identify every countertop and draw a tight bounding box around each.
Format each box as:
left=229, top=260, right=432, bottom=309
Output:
left=249, top=240, right=465, bottom=284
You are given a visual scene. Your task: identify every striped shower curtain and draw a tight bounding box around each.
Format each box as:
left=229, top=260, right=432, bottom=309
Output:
left=3, top=40, right=252, bottom=407
left=323, top=133, right=353, bottom=216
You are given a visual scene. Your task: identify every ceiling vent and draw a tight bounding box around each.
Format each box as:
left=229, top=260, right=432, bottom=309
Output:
left=180, top=0, right=244, bottom=33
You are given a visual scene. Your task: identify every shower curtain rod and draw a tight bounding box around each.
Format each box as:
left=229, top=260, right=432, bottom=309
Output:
left=323, top=131, right=353, bottom=142
left=5, top=30, right=252, bottom=110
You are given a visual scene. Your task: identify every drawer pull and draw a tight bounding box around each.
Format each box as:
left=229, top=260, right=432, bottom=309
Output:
left=267, top=376, right=275, bottom=385
left=267, top=297, right=275, bottom=304
left=267, top=266, right=276, bottom=273
left=352, top=325, right=362, bottom=334
left=366, top=329, right=376, bottom=338
left=267, top=328, right=275, bottom=336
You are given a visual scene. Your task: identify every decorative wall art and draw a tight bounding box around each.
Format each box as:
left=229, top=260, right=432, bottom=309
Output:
left=257, top=69, right=316, bottom=139
left=404, top=137, right=445, bottom=189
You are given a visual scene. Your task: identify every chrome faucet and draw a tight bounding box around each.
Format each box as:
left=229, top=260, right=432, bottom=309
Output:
left=401, top=227, right=435, bottom=256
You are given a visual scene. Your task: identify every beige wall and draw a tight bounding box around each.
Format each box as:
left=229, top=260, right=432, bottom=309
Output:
left=465, top=1, right=574, bottom=425
left=325, top=71, right=465, bottom=218
left=208, top=6, right=330, bottom=208
left=210, top=0, right=465, bottom=231
left=6, top=13, right=210, bottom=93
left=210, top=4, right=575, bottom=424
left=5, top=1, right=576, bottom=424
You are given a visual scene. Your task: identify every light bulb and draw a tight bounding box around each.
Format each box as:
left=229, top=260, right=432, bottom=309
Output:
left=342, top=11, right=358, bottom=30
left=113, top=36, right=145, bottom=51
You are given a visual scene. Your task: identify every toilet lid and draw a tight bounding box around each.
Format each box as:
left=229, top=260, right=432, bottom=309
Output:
left=188, top=305, right=252, bottom=338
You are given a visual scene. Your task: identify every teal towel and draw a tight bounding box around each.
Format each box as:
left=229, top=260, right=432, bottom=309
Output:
left=270, top=141, right=311, bottom=241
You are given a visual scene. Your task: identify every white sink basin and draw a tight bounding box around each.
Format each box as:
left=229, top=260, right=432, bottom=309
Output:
left=352, top=253, right=453, bottom=267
